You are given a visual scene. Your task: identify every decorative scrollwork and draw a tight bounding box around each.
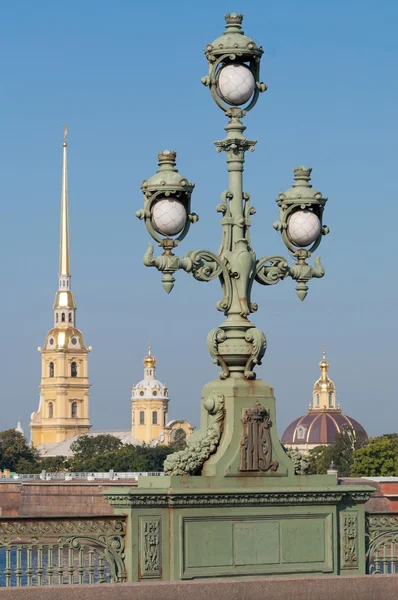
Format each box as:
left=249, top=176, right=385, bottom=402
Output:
left=183, top=249, right=232, bottom=314
left=207, top=328, right=229, bottom=379
left=244, top=328, right=267, bottom=379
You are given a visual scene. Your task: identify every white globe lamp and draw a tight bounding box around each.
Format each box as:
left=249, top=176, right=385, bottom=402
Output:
left=151, top=197, right=187, bottom=237
left=287, top=209, right=321, bottom=247
left=216, top=64, right=255, bottom=106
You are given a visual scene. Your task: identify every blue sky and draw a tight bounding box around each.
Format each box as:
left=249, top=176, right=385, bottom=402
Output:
left=0, top=0, right=397, bottom=439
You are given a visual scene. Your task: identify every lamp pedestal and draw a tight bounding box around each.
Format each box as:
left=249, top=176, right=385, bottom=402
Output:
left=105, top=378, right=374, bottom=581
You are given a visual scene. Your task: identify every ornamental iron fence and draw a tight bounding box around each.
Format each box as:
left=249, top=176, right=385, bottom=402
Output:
left=366, top=513, right=398, bottom=574
left=0, top=516, right=127, bottom=586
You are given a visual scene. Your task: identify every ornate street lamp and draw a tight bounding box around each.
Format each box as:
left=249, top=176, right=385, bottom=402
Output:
left=107, top=15, right=373, bottom=579
left=137, top=13, right=329, bottom=384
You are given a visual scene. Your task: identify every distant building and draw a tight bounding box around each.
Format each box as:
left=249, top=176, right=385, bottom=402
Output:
left=29, top=134, right=193, bottom=457
left=30, top=133, right=91, bottom=450
left=281, top=350, right=368, bottom=454
left=131, top=345, right=194, bottom=446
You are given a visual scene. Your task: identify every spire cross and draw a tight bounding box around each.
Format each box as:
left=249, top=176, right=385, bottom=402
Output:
left=63, top=124, right=68, bottom=143
left=148, top=339, right=152, bottom=355
left=322, top=343, right=327, bottom=359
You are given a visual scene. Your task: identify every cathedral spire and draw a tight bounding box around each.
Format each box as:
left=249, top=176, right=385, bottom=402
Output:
left=53, top=127, right=76, bottom=327
left=59, top=125, right=71, bottom=287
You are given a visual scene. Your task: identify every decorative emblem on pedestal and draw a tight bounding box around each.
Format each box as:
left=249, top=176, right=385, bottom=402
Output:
left=142, top=520, right=161, bottom=576
left=239, top=404, right=279, bottom=472
left=341, top=514, right=358, bottom=568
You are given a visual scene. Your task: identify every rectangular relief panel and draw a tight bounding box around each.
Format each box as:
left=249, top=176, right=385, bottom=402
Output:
left=184, top=519, right=233, bottom=569
left=139, top=517, right=162, bottom=579
left=280, top=514, right=332, bottom=568
left=339, top=512, right=358, bottom=569
left=181, top=513, right=333, bottom=579
left=234, top=520, right=280, bottom=566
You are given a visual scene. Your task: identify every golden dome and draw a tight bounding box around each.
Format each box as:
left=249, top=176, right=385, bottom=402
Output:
left=43, top=326, right=87, bottom=350
left=144, top=343, right=156, bottom=368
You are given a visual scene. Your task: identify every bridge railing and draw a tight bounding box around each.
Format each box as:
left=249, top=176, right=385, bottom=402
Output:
left=9, top=471, right=164, bottom=481
left=0, top=516, right=127, bottom=587
left=366, top=513, right=398, bottom=574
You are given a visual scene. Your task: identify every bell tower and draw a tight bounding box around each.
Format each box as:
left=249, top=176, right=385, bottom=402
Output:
left=30, top=129, right=91, bottom=449
left=131, top=345, right=169, bottom=444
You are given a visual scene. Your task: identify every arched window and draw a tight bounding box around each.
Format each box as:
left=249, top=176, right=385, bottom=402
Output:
left=132, top=411, right=135, bottom=426
left=139, top=411, right=145, bottom=425
left=71, top=402, right=77, bottom=418
left=56, top=313, right=59, bottom=323
left=316, top=394, right=320, bottom=407
left=61, top=313, right=66, bottom=322
left=69, top=313, right=72, bottom=322
left=152, top=411, right=158, bottom=425
left=164, top=412, right=167, bottom=426
left=329, top=392, right=333, bottom=407
left=71, top=362, right=77, bottom=377
left=49, top=362, right=54, bottom=377
left=48, top=402, right=53, bottom=418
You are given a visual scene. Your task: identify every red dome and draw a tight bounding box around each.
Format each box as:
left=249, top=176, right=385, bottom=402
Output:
left=281, top=409, right=368, bottom=446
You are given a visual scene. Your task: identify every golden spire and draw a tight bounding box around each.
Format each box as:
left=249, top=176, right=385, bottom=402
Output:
left=144, top=340, right=156, bottom=368
left=319, top=345, right=329, bottom=381
left=59, top=125, right=70, bottom=277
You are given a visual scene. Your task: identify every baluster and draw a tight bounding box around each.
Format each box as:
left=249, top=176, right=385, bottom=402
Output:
left=88, top=549, right=95, bottom=584
left=26, top=546, right=33, bottom=586
left=98, top=555, right=105, bottom=583
left=57, top=545, right=64, bottom=584
left=5, top=546, right=11, bottom=587
left=374, top=548, right=381, bottom=575
left=16, top=546, right=22, bottom=586
left=391, top=541, right=395, bottom=574
left=47, top=545, right=54, bottom=585
left=383, top=543, right=388, bottom=574
left=37, top=544, right=43, bottom=586
left=68, top=546, right=74, bottom=585
left=77, top=547, right=85, bottom=584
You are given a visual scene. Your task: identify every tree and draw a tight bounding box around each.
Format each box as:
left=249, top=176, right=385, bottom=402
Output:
left=40, top=456, right=70, bottom=472
left=69, top=438, right=177, bottom=473
left=0, top=429, right=39, bottom=472
left=308, top=426, right=366, bottom=476
left=69, top=435, right=123, bottom=471
left=351, top=435, right=398, bottom=477
left=170, top=428, right=187, bottom=451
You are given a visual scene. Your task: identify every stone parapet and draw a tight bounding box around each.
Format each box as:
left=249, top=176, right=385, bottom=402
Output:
left=0, top=575, right=398, bottom=599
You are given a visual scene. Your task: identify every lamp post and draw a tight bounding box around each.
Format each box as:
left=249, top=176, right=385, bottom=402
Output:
left=105, top=14, right=374, bottom=582
left=137, top=13, right=329, bottom=386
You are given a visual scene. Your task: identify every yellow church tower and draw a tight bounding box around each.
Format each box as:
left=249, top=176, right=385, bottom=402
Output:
left=131, top=344, right=195, bottom=445
left=30, top=129, right=91, bottom=449
left=131, top=345, right=169, bottom=444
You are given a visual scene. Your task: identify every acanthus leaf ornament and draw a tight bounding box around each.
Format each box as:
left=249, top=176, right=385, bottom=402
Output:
left=207, top=328, right=229, bottom=379
left=164, top=393, right=225, bottom=475
left=244, top=328, right=267, bottom=379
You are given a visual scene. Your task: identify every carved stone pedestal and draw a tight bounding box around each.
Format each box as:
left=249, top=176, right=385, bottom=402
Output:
left=104, top=378, right=374, bottom=582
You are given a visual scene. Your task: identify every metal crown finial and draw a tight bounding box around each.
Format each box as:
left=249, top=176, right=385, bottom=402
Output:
left=157, top=150, right=177, bottom=166
left=225, top=13, right=243, bottom=26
